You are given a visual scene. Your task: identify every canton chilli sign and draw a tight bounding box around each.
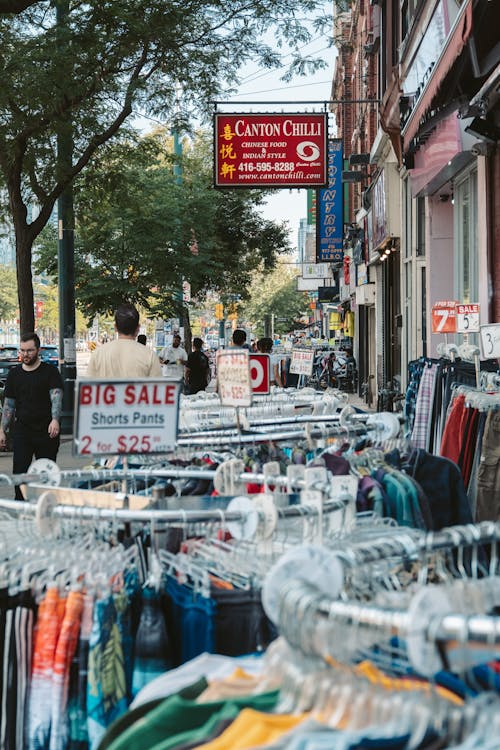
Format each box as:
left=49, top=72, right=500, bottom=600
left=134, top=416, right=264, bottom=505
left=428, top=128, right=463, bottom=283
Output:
left=214, top=113, right=328, bottom=188
left=316, top=140, right=344, bottom=262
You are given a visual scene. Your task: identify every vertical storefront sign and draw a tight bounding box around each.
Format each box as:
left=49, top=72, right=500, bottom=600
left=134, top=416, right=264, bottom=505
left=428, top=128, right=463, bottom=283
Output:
left=214, top=113, right=328, bottom=188
left=316, top=140, right=344, bottom=262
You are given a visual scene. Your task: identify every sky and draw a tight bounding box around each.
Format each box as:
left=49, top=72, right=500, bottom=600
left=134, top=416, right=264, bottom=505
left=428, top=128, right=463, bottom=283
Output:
left=225, top=17, right=337, bottom=253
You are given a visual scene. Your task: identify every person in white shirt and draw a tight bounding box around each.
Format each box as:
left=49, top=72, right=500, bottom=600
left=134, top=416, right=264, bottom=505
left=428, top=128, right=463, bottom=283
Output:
left=87, top=303, right=162, bottom=379
left=159, top=333, right=188, bottom=379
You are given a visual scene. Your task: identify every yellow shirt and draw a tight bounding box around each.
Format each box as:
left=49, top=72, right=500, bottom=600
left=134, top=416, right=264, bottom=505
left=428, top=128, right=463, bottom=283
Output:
left=87, top=338, right=162, bottom=378
left=195, top=708, right=308, bottom=750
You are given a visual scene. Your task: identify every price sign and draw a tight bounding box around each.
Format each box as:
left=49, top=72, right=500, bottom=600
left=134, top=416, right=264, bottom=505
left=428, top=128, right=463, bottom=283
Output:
left=456, top=303, right=480, bottom=333
left=249, top=354, right=270, bottom=395
left=289, top=347, right=315, bottom=376
left=216, top=349, right=252, bottom=407
left=431, top=300, right=458, bottom=334
left=75, top=380, right=181, bottom=456
left=480, top=324, right=500, bottom=359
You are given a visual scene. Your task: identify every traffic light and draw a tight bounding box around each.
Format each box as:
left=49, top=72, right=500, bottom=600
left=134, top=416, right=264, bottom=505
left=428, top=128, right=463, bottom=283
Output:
left=215, top=303, right=224, bottom=320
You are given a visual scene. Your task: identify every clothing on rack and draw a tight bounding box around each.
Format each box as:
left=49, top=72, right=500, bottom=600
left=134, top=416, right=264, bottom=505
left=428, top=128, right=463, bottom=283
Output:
left=405, top=357, right=499, bottom=454
left=439, top=388, right=500, bottom=521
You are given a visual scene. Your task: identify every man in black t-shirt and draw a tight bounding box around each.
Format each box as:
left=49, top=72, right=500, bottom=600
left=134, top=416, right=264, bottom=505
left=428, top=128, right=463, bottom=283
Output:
left=185, top=338, right=211, bottom=395
left=0, top=332, right=63, bottom=499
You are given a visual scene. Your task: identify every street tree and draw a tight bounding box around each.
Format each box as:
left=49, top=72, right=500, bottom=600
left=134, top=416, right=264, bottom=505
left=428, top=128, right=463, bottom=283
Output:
left=0, top=0, right=329, bottom=333
left=0, top=265, right=18, bottom=320
left=240, top=261, right=309, bottom=337
left=34, top=130, right=292, bottom=320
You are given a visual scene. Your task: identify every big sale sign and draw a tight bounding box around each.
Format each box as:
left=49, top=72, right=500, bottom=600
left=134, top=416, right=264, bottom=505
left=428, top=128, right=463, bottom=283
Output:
left=75, top=380, right=181, bottom=456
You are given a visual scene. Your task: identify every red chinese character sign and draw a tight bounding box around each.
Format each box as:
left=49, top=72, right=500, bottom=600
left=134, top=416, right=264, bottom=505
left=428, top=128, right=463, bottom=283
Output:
left=214, top=113, right=328, bottom=188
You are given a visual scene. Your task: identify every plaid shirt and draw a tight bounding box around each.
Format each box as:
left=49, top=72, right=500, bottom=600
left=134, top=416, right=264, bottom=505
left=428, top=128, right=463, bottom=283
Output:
left=405, top=359, right=425, bottom=436
left=411, top=362, right=438, bottom=449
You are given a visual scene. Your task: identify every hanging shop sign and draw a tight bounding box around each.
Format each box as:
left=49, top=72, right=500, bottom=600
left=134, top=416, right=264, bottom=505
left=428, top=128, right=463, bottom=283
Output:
left=216, top=349, right=252, bottom=406
left=316, top=139, right=344, bottom=262
left=75, top=380, right=181, bottom=456
left=249, top=353, right=271, bottom=395
left=456, top=303, right=480, bottom=333
left=480, top=323, right=500, bottom=360
left=214, top=113, right=328, bottom=188
left=431, top=300, right=458, bottom=334
left=317, top=284, right=339, bottom=303
left=289, top=348, right=315, bottom=376
left=302, top=263, right=332, bottom=279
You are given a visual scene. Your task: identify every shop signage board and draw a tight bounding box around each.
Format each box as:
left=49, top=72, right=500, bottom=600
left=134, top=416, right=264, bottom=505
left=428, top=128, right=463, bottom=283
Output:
left=75, top=380, right=181, bottom=456
left=216, top=349, right=252, bottom=406
left=456, top=303, right=480, bottom=333
left=431, top=300, right=458, bottom=334
left=289, top=348, right=315, bottom=376
left=249, top=353, right=270, bottom=394
left=316, top=139, right=344, bottom=262
left=480, top=324, right=500, bottom=359
left=302, top=263, right=332, bottom=279
left=214, top=113, right=328, bottom=188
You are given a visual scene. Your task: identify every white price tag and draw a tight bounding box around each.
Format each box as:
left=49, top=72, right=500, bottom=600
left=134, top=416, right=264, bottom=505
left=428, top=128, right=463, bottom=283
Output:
left=480, top=323, right=500, bottom=359
left=216, top=349, right=252, bottom=407
left=456, top=303, right=480, bottom=333
left=75, top=379, right=181, bottom=456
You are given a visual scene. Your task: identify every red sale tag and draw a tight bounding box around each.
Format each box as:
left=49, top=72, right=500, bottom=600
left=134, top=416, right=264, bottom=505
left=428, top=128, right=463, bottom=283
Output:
left=431, top=301, right=458, bottom=334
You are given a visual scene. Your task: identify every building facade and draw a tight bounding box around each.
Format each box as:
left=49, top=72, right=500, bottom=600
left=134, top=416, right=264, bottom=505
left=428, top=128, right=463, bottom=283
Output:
left=331, top=0, right=499, bottom=403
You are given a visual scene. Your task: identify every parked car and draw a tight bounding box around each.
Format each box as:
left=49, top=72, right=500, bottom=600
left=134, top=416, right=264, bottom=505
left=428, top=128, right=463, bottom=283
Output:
left=0, top=345, right=20, bottom=383
left=40, top=345, right=59, bottom=366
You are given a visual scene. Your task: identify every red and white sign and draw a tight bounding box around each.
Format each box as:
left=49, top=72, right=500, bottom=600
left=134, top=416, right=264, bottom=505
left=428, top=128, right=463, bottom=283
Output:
left=289, top=348, right=315, bottom=376
left=456, top=303, right=480, bottom=333
left=431, top=300, right=458, bottom=334
left=249, top=354, right=270, bottom=394
left=216, top=349, right=252, bottom=407
left=75, top=380, right=181, bottom=456
left=214, top=113, right=328, bottom=188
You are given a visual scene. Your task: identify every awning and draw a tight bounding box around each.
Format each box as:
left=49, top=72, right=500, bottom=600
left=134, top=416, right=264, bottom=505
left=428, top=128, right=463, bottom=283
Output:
left=402, top=0, right=473, bottom=152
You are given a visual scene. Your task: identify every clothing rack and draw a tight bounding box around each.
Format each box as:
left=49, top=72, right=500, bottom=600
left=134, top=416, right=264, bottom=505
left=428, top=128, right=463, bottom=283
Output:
left=0, top=493, right=351, bottom=536
left=275, top=577, right=500, bottom=673
left=177, top=412, right=401, bottom=447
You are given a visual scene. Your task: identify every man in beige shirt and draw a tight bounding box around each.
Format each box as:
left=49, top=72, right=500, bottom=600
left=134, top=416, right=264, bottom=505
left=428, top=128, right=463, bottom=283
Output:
left=87, top=303, right=162, bottom=378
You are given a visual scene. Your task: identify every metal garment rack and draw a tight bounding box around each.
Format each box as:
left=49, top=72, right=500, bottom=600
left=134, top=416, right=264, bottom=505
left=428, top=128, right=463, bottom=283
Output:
left=277, top=578, right=500, bottom=658
left=335, top=521, right=500, bottom=568
left=0, top=494, right=348, bottom=527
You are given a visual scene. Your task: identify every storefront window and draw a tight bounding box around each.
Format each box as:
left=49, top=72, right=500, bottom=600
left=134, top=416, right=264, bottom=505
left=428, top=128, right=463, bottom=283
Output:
left=416, top=197, right=426, bottom=256
left=454, top=169, right=477, bottom=306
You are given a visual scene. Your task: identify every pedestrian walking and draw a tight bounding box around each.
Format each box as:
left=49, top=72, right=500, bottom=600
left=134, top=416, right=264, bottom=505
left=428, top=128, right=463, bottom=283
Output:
left=232, top=329, right=250, bottom=349
left=185, top=338, right=211, bottom=395
left=0, top=332, right=63, bottom=499
left=159, top=333, right=188, bottom=379
left=87, top=303, right=162, bottom=378
left=137, top=334, right=147, bottom=345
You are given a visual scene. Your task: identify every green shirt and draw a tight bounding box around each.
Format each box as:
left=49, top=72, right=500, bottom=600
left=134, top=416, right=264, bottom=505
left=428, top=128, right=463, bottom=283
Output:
left=106, top=689, right=279, bottom=750
left=98, top=678, right=208, bottom=750
left=150, top=703, right=241, bottom=750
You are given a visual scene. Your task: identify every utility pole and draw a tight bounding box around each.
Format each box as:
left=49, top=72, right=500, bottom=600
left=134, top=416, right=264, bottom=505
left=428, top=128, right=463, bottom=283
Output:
left=56, top=0, right=76, bottom=434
